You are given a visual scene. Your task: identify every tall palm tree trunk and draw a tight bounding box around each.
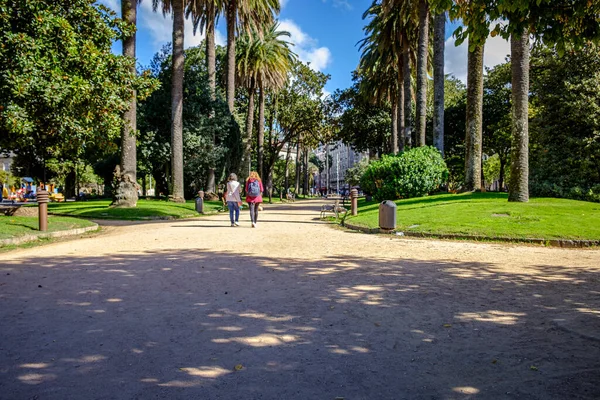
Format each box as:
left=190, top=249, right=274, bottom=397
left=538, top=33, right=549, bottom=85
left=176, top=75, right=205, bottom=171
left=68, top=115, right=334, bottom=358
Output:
left=206, top=6, right=217, bottom=193
left=243, top=81, right=256, bottom=177
left=294, top=135, right=301, bottom=194
left=433, top=11, right=445, bottom=156
left=464, top=41, right=484, bottom=192
left=416, top=0, right=429, bottom=146
left=403, top=37, right=412, bottom=148
left=391, top=97, right=399, bottom=154
left=257, top=86, right=266, bottom=181
left=303, top=150, right=309, bottom=195
left=325, top=143, right=330, bottom=194
left=284, top=144, right=291, bottom=193
left=398, top=65, right=405, bottom=152
left=508, top=31, right=530, bottom=202
left=115, top=0, right=138, bottom=207
left=171, top=0, right=185, bottom=202
left=226, top=1, right=236, bottom=113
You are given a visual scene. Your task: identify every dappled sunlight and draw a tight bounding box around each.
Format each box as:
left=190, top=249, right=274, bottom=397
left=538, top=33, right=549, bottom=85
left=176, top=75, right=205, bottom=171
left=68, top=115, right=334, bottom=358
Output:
left=453, top=386, right=480, bottom=395
left=157, top=380, right=201, bottom=388
left=455, top=310, right=526, bottom=325
left=61, top=355, right=107, bottom=363
left=238, top=312, right=295, bottom=322
left=17, top=373, right=57, bottom=385
left=19, top=363, right=51, bottom=369
left=179, top=366, right=231, bottom=379
left=212, top=333, right=300, bottom=347
left=575, top=307, right=600, bottom=317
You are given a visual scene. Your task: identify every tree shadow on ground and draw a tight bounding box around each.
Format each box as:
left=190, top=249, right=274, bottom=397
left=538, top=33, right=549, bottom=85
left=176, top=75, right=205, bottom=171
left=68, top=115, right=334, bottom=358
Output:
left=1, top=249, right=599, bottom=399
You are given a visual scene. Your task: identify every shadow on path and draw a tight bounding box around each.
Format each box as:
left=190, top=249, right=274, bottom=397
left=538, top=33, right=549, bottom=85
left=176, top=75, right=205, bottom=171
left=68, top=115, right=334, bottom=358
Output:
left=1, top=249, right=599, bottom=399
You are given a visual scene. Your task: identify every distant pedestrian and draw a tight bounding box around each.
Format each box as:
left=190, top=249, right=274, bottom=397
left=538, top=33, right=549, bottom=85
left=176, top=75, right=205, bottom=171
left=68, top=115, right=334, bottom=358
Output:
left=225, top=173, right=242, bottom=227
left=245, top=171, right=264, bottom=228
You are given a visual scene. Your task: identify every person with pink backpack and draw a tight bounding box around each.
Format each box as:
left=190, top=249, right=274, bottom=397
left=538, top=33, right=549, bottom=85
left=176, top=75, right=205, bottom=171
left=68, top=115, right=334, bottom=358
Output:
left=245, top=171, right=264, bottom=228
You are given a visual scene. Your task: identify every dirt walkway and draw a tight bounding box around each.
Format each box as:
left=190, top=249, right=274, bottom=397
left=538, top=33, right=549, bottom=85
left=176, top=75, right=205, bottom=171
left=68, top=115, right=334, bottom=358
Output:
left=1, top=200, right=600, bottom=399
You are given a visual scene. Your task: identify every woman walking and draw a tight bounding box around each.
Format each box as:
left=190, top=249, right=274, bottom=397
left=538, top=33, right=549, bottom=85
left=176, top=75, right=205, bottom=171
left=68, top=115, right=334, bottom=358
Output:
left=225, top=173, right=242, bottom=227
left=245, top=171, right=264, bottom=228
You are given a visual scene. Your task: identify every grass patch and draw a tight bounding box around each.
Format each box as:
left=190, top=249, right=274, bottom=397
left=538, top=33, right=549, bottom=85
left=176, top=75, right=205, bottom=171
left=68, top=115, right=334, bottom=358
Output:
left=0, top=215, right=96, bottom=241
left=347, top=192, right=600, bottom=241
left=48, top=198, right=224, bottom=220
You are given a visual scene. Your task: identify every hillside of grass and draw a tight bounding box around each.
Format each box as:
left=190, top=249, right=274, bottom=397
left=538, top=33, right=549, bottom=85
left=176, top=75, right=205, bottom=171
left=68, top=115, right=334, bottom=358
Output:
left=346, top=192, right=600, bottom=241
left=0, top=216, right=96, bottom=241
left=48, top=198, right=224, bottom=220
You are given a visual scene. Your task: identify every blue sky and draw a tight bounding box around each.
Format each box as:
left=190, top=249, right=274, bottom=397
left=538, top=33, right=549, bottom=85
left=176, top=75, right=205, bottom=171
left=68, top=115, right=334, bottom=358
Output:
left=98, top=0, right=511, bottom=94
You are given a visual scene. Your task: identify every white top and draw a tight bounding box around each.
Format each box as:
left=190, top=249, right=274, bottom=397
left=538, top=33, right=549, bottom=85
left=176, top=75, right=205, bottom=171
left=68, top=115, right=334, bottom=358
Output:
left=225, top=181, right=242, bottom=203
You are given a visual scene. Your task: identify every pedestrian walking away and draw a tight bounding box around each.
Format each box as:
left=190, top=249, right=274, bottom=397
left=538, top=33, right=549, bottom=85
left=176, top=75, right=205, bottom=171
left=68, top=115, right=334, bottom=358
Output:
left=225, top=173, right=242, bottom=226
left=245, top=171, right=264, bottom=228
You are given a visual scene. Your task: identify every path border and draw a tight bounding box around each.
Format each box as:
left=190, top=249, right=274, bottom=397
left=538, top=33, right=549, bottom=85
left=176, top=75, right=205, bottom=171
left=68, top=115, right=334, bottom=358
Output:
left=342, top=221, right=600, bottom=248
left=0, top=224, right=99, bottom=246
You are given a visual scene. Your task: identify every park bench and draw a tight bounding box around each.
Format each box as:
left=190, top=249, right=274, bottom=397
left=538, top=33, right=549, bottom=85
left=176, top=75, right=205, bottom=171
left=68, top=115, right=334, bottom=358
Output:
left=320, top=199, right=347, bottom=219
left=0, top=200, right=36, bottom=216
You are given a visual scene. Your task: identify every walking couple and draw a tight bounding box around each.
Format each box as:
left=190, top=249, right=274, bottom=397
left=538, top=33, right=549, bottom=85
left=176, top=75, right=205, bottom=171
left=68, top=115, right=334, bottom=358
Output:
left=225, top=171, right=263, bottom=228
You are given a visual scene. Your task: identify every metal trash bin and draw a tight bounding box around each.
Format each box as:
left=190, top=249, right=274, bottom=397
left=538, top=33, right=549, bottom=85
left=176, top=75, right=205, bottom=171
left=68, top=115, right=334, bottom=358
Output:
left=195, top=190, right=204, bottom=214
left=379, top=200, right=397, bottom=230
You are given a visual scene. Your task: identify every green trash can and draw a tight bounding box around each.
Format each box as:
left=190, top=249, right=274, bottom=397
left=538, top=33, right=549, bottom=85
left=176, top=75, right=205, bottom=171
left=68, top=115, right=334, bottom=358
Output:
left=379, top=200, right=397, bottom=230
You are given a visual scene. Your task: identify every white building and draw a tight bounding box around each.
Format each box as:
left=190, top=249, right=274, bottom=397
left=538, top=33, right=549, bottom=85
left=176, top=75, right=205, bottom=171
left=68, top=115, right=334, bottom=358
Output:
left=313, top=142, right=368, bottom=194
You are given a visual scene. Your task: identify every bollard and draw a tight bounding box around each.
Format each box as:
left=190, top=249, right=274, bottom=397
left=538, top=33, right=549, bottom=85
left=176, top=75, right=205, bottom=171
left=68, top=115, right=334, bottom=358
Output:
left=350, top=188, right=359, bottom=216
left=37, top=190, right=49, bottom=231
left=195, top=190, right=205, bottom=214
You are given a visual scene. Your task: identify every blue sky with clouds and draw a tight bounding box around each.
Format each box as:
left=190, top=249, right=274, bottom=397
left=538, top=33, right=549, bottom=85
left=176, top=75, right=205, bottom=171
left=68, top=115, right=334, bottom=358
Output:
left=98, top=0, right=511, bottom=94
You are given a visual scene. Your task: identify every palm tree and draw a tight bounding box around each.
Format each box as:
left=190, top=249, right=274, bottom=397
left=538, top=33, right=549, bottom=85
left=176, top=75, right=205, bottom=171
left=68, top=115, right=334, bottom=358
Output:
left=152, top=0, right=186, bottom=202
left=415, top=0, right=429, bottom=146
left=188, top=0, right=224, bottom=193
left=464, top=40, right=484, bottom=191
left=237, top=24, right=295, bottom=178
left=508, top=31, right=529, bottom=202
left=359, top=1, right=407, bottom=154
left=433, top=11, right=445, bottom=156
left=114, top=0, right=141, bottom=207
left=224, top=0, right=280, bottom=113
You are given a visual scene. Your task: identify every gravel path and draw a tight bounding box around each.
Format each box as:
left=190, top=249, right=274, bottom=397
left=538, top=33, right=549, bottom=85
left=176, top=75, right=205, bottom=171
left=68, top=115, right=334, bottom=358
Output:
left=1, top=200, right=600, bottom=399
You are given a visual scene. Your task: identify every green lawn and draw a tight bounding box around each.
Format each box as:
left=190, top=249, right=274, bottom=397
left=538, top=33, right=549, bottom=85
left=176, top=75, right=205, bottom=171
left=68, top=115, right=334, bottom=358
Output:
left=48, top=198, right=225, bottom=220
left=346, top=192, right=600, bottom=241
left=0, top=215, right=96, bottom=241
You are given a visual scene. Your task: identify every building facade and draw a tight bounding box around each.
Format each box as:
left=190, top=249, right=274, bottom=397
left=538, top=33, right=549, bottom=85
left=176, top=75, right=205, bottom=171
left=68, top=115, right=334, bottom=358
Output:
left=313, top=142, right=368, bottom=195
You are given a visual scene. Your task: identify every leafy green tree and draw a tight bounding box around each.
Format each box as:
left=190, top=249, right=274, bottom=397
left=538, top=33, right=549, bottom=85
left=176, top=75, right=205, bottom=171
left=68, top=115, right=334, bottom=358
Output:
left=0, top=0, right=157, bottom=189
left=138, top=44, right=241, bottom=198
left=529, top=45, right=600, bottom=202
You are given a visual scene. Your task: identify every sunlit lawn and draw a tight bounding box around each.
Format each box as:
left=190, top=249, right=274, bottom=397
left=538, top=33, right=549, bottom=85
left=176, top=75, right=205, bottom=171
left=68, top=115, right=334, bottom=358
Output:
left=47, top=198, right=225, bottom=220
left=347, top=192, right=600, bottom=241
left=0, top=215, right=96, bottom=241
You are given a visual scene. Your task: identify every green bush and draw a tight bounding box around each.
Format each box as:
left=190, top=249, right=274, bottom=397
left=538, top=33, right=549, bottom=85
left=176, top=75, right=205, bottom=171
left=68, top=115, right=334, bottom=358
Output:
left=360, top=146, right=448, bottom=202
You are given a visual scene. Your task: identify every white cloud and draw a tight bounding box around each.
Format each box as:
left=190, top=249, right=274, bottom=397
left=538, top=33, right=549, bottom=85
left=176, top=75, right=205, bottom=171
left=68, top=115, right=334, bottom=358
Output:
left=279, top=19, right=332, bottom=72
left=281, top=0, right=289, bottom=8
left=138, top=2, right=205, bottom=49
left=321, top=0, right=352, bottom=10
left=445, top=34, right=511, bottom=83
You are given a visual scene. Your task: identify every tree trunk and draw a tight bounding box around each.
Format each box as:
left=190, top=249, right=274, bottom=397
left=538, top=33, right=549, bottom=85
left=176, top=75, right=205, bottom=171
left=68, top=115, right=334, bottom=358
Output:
left=499, top=155, right=506, bottom=192
left=294, top=136, right=301, bottom=194
left=433, top=11, right=445, bottom=156
left=464, top=41, right=484, bottom=192
left=303, top=150, right=309, bottom=195
left=398, top=72, right=405, bottom=152
left=257, top=86, right=265, bottom=181
left=416, top=0, right=429, bottom=146
left=403, top=36, right=412, bottom=148
left=170, top=0, right=185, bottom=202
left=391, top=97, right=399, bottom=155
left=114, top=0, right=138, bottom=207
left=206, top=5, right=217, bottom=193
left=325, top=144, right=330, bottom=194
left=226, top=1, right=236, bottom=113
left=508, top=31, right=530, bottom=202
left=284, top=144, right=291, bottom=192
left=243, top=82, right=256, bottom=178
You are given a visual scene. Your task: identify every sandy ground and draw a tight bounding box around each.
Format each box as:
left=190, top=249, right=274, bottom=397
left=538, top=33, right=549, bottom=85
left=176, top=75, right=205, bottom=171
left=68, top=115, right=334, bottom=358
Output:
left=1, top=200, right=600, bottom=400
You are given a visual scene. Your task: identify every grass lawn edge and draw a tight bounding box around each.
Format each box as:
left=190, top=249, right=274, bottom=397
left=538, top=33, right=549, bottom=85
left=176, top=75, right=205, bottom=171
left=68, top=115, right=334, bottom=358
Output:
left=342, top=220, right=600, bottom=248
left=0, top=223, right=100, bottom=247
